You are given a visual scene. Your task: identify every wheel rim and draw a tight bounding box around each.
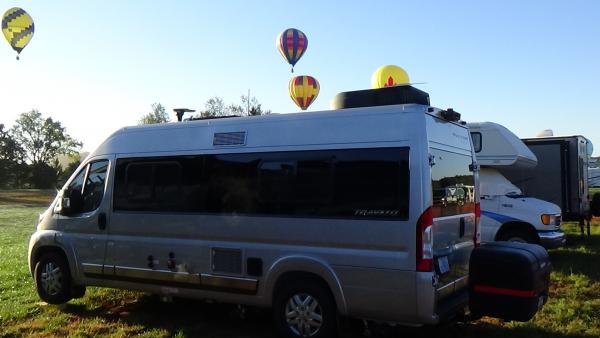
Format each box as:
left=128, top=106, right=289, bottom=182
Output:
left=285, top=293, right=323, bottom=337
left=40, top=262, right=63, bottom=296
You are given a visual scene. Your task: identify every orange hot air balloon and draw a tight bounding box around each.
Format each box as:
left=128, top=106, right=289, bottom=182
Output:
left=289, top=75, right=319, bottom=110
left=371, top=65, right=410, bottom=88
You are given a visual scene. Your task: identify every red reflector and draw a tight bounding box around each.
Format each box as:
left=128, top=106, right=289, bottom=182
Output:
left=474, top=202, right=481, bottom=247
left=416, top=207, right=433, bottom=272
left=474, top=285, right=537, bottom=298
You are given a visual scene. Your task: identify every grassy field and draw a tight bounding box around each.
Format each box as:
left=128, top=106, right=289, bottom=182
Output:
left=0, top=190, right=599, bottom=337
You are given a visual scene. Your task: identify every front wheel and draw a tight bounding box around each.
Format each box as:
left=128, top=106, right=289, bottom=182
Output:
left=34, top=252, right=73, bottom=304
left=499, top=230, right=536, bottom=244
left=273, top=280, right=337, bottom=338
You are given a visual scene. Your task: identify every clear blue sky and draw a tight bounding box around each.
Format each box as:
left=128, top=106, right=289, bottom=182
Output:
left=1, top=1, right=599, bottom=155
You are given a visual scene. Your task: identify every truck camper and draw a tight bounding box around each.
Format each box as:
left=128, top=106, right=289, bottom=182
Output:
left=468, top=122, right=564, bottom=248
left=29, top=86, right=546, bottom=337
left=499, top=135, right=592, bottom=223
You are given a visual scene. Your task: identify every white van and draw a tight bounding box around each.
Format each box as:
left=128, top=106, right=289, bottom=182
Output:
left=469, top=122, right=564, bottom=248
left=29, top=86, right=480, bottom=338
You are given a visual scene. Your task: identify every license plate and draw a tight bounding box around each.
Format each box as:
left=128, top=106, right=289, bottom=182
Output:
left=437, top=256, right=450, bottom=274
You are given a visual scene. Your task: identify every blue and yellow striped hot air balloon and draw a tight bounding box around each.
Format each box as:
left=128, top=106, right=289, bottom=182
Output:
left=289, top=75, right=319, bottom=110
left=277, top=28, right=307, bottom=72
left=2, top=7, right=34, bottom=60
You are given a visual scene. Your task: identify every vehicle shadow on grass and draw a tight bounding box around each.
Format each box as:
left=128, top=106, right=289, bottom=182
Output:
left=63, top=295, right=279, bottom=337
left=549, top=233, right=600, bottom=282
left=60, top=295, right=594, bottom=338
left=350, top=320, right=593, bottom=338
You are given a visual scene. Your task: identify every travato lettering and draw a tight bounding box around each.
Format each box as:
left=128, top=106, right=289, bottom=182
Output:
left=354, top=209, right=399, bottom=217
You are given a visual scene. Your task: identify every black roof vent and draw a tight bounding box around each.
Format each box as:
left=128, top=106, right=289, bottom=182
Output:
left=331, top=85, right=430, bottom=110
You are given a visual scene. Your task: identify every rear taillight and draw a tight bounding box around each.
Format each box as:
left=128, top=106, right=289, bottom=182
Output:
left=416, top=207, right=433, bottom=272
left=474, top=202, right=481, bottom=247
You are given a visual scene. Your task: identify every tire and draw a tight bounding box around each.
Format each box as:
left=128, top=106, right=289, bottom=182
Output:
left=34, top=252, right=73, bottom=304
left=591, top=193, right=600, bottom=217
left=273, top=280, right=337, bottom=338
left=499, top=229, right=536, bottom=244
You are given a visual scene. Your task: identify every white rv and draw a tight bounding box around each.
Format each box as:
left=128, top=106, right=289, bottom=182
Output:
left=469, top=122, right=565, bottom=248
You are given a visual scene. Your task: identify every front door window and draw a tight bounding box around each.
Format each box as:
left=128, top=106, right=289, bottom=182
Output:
left=65, top=160, right=109, bottom=214
left=82, top=161, right=109, bottom=213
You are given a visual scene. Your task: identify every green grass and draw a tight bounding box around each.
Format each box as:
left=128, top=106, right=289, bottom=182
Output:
left=1, top=190, right=599, bottom=337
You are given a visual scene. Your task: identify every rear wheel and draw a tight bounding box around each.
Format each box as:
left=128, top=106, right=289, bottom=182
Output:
left=273, top=280, right=337, bottom=338
left=34, top=252, right=73, bottom=304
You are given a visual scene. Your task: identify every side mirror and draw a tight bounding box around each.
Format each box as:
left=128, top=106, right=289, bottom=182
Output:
left=62, top=189, right=83, bottom=215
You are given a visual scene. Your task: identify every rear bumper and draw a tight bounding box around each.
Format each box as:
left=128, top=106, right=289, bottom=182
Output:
left=538, top=230, right=566, bottom=249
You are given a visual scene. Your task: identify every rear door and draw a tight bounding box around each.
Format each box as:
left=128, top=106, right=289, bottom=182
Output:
left=430, top=147, right=476, bottom=299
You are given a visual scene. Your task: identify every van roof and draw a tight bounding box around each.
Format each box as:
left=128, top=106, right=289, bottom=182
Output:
left=89, top=103, right=466, bottom=158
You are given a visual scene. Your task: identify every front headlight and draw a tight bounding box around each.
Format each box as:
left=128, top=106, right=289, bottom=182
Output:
left=541, top=213, right=561, bottom=227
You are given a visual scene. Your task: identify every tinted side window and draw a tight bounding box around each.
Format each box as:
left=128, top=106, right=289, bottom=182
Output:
left=114, top=160, right=182, bottom=211
left=430, top=149, right=475, bottom=217
left=81, top=160, right=109, bottom=212
left=114, top=147, right=410, bottom=220
left=332, top=149, right=408, bottom=218
left=204, top=154, right=259, bottom=214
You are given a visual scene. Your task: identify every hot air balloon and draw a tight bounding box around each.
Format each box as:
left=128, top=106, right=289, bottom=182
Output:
left=371, top=65, right=410, bottom=89
left=276, top=28, right=307, bottom=72
left=2, top=7, right=34, bottom=60
left=289, top=75, right=319, bottom=110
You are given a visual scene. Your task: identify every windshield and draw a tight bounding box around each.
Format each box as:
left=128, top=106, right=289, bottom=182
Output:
left=479, top=168, right=521, bottom=196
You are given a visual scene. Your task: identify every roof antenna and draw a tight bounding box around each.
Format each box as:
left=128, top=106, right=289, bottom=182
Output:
left=173, top=108, right=196, bottom=122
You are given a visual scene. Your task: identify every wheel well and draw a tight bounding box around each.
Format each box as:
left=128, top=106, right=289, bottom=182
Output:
left=272, top=271, right=334, bottom=304
left=495, top=222, right=539, bottom=243
left=32, top=246, right=68, bottom=270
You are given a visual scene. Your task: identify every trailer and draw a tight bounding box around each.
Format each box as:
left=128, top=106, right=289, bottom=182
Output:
left=498, top=136, right=592, bottom=227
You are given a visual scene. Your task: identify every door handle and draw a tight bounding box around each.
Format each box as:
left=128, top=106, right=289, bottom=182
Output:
left=98, top=212, right=107, bottom=230
left=459, top=217, right=465, bottom=237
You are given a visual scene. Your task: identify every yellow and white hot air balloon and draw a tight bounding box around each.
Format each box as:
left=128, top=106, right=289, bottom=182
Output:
left=371, top=65, right=410, bottom=89
left=2, top=7, right=34, bottom=60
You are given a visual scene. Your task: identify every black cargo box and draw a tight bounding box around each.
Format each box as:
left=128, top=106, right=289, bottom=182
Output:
left=469, top=242, right=551, bottom=322
left=330, top=85, right=430, bottom=110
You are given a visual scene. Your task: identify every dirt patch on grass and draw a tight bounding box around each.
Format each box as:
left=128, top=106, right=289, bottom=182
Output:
left=0, top=190, right=55, bottom=207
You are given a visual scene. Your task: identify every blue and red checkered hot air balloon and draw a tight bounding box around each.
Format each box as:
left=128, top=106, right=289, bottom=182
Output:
left=289, top=75, right=319, bottom=110
left=276, top=28, right=307, bottom=72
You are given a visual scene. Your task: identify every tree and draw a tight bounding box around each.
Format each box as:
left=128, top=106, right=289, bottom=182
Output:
left=139, top=103, right=170, bottom=124
left=201, top=97, right=228, bottom=118
left=57, top=153, right=82, bottom=188
left=199, top=94, right=271, bottom=118
left=11, top=110, right=82, bottom=165
left=0, top=123, right=25, bottom=188
left=241, top=94, right=271, bottom=116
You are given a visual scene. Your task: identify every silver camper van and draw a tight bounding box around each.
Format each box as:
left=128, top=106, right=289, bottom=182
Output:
left=29, top=86, right=480, bottom=337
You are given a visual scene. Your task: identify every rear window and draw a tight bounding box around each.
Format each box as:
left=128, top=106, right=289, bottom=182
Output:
left=430, top=149, right=475, bottom=217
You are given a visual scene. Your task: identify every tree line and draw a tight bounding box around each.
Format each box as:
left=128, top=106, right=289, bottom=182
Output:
left=0, top=110, right=82, bottom=189
left=1, top=94, right=271, bottom=189
left=139, top=94, right=271, bottom=124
